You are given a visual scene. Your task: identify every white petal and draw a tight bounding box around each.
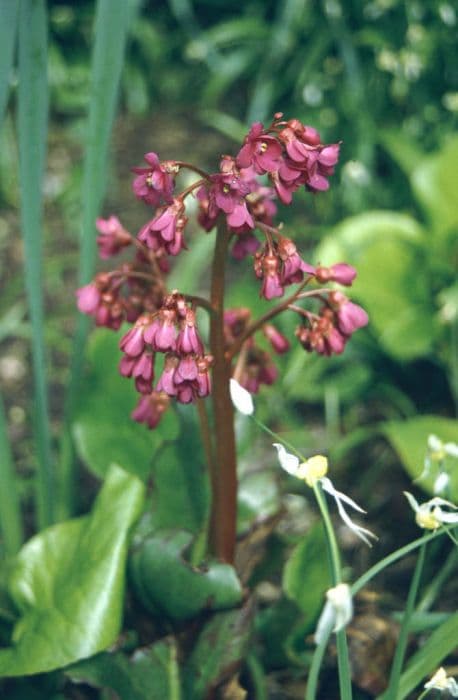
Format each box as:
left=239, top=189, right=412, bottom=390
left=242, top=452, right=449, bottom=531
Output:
left=444, top=442, right=458, bottom=457
left=314, top=598, right=336, bottom=645
left=428, top=434, right=442, bottom=451
left=321, top=477, right=366, bottom=514
left=434, top=472, right=450, bottom=494
left=428, top=496, right=458, bottom=510
left=435, top=510, right=458, bottom=524
left=272, top=443, right=300, bottom=476
left=404, top=491, right=420, bottom=513
left=321, top=478, right=377, bottom=546
left=229, top=378, right=254, bottom=415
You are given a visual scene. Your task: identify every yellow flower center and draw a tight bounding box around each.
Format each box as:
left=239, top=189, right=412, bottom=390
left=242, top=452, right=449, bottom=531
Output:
left=416, top=507, right=440, bottom=530
left=297, top=455, right=329, bottom=487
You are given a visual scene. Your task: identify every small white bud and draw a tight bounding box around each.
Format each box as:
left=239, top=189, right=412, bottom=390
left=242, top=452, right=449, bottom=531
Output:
left=424, top=667, right=458, bottom=696
left=314, top=583, right=353, bottom=645
left=229, top=378, right=254, bottom=416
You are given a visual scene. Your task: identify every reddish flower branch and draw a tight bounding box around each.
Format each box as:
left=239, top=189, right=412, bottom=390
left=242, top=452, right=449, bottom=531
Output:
left=209, top=221, right=237, bottom=563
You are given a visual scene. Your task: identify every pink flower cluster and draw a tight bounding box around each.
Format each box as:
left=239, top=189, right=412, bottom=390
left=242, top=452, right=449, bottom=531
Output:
left=118, top=293, right=213, bottom=426
left=76, top=113, right=368, bottom=429
left=296, top=291, right=368, bottom=357
left=224, top=308, right=289, bottom=394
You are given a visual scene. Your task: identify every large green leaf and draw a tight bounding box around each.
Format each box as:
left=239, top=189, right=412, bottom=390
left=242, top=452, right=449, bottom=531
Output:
left=411, top=136, right=458, bottom=237
left=0, top=0, right=18, bottom=125
left=316, top=211, right=433, bottom=360
left=129, top=530, right=242, bottom=621
left=316, top=211, right=423, bottom=265
left=382, top=416, right=458, bottom=500
left=149, top=406, right=210, bottom=534
left=0, top=465, right=145, bottom=677
left=183, top=602, right=254, bottom=699
left=353, top=236, right=435, bottom=359
left=67, top=638, right=181, bottom=700
left=237, top=470, right=280, bottom=534
left=72, top=329, right=179, bottom=480
left=282, top=523, right=330, bottom=628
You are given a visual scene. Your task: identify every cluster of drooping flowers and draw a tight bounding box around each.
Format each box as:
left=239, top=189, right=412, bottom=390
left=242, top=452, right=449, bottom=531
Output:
left=119, top=290, right=212, bottom=405
left=224, top=308, right=289, bottom=394
left=76, top=113, right=368, bottom=428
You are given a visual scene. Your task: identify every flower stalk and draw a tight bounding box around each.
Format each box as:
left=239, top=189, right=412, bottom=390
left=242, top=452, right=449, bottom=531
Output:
left=209, top=221, right=237, bottom=563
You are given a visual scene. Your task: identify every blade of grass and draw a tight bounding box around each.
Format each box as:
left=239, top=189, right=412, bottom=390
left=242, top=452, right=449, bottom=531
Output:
left=247, top=0, right=306, bottom=123
left=385, top=542, right=427, bottom=700
left=0, top=0, right=18, bottom=126
left=377, top=612, right=458, bottom=700
left=62, top=0, right=136, bottom=515
left=0, top=392, right=23, bottom=556
left=17, top=0, right=54, bottom=528
left=168, top=0, right=224, bottom=72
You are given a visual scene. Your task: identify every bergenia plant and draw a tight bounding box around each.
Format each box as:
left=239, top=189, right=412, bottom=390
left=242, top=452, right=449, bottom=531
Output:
left=77, top=113, right=368, bottom=564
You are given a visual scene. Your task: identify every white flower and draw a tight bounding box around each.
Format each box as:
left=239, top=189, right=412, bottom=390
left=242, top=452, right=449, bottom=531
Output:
left=424, top=667, right=458, bottom=696
left=434, top=471, right=450, bottom=495
left=418, top=434, right=458, bottom=485
left=273, top=444, right=377, bottom=545
left=314, top=583, right=353, bottom=644
left=404, top=492, right=458, bottom=530
left=272, top=443, right=300, bottom=475
left=427, top=434, right=458, bottom=460
left=229, top=378, right=254, bottom=416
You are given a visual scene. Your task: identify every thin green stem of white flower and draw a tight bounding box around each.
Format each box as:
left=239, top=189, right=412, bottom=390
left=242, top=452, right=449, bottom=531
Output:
left=250, top=413, right=352, bottom=699
left=313, top=483, right=353, bottom=700
left=351, top=528, right=457, bottom=595
left=251, top=415, right=305, bottom=462
left=306, top=622, right=333, bottom=700
left=385, top=542, right=427, bottom=700
left=444, top=523, right=458, bottom=546
left=314, top=482, right=343, bottom=583
left=417, top=547, right=457, bottom=612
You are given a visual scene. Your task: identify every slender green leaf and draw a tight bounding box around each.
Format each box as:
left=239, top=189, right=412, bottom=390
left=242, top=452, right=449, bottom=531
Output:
left=64, top=0, right=134, bottom=511
left=18, top=0, right=54, bottom=528
left=0, top=391, right=23, bottom=556
left=385, top=543, right=426, bottom=700
left=0, top=465, right=145, bottom=677
left=0, top=0, right=18, bottom=125
left=247, top=0, right=306, bottom=122
left=378, top=612, right=458, bottom=700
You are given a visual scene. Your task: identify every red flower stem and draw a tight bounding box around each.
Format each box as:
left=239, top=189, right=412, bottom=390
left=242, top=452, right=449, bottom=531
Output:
left=184, top=294, right=215, bottom=314
left=254, top=219, right=284, bottom=238
left=174, top=161, right=211, bottom=180
left=209, top=220, right=237, bottom=563
left=195, top=396, right=216, bottom=492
